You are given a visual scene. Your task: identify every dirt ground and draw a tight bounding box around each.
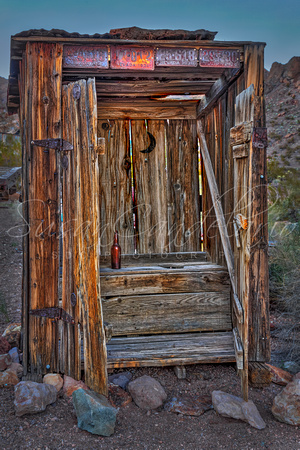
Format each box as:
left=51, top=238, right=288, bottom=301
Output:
left=0, top=201, right=299, bottom=450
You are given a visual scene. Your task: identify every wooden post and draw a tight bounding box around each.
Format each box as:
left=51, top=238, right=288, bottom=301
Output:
left=244, top=44, right=270, bottom=363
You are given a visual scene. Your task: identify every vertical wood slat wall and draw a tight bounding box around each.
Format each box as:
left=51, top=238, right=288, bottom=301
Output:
left=98, top=119, right=134, bottom=255
left=98, top=119, right=201, bottom=255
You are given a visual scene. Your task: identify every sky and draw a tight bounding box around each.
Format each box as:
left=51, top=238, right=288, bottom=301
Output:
left=0, top=0, right=299, bottom=78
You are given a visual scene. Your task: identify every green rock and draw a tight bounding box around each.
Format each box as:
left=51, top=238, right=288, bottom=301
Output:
left=72, top=388, right=117, bottom=436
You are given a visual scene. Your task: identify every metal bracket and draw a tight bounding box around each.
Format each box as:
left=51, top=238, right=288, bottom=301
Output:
left=31, top=139, right=73, bottom=152
left=252, top=128, right=268, bottom=149
left=29, top=307, right=75, bottom=324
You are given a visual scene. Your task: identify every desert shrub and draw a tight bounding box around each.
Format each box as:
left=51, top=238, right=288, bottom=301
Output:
left=268, top=157, right=300, bottom=364
left=0, top=291, right=9, bottom=323
left=0, top=136, right=21, bottom=166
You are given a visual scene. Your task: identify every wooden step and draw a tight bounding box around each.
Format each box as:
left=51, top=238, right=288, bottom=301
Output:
left=107, top=331, right=235, bottom=369
left=103, top=292, right=232, bottom=336
left=100, top=264, right=230, bottom=297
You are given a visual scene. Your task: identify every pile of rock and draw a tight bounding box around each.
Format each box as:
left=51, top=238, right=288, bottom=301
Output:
left=0, top=335, right=23, bottom=388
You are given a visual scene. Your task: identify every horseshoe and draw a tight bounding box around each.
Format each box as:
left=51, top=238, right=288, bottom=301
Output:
left=140, top=132, right=156, bottom=154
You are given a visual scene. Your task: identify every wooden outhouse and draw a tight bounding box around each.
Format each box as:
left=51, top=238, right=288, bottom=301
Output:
left=7, top=27, right=270, bottom=399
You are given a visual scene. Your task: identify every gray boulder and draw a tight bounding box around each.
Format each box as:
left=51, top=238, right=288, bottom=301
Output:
left=128, top=375, right=167, bottom=410
left=283, top=361, right=300, bottom=375
left=72, top=388, right=118, bottom=436
left=8, top=347, right=20, bottom=364
left=14, top=381, right=57, bottom=416
left=108, top=372, right=132, bottom=390
left=212, top=390, right=266, bottom=430
left=272, top=379, right=300, bottom=425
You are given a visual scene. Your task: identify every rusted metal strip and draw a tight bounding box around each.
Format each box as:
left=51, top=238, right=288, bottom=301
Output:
left=29, top=307, right=75, bottom=324
left=31, top=138, right=73, bottom=151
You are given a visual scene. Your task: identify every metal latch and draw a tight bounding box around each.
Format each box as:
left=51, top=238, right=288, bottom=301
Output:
left=29, top=307, right=75, bottom=324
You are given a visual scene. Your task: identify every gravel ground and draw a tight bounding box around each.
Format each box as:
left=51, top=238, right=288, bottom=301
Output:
left=0, top=200, right=299, bottom=450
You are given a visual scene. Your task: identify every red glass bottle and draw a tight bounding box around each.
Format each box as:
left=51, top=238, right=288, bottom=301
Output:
left=111, top=230, right=121, bottom=269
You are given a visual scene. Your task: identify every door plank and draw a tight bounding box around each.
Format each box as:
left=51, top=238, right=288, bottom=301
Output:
left=166, top=120, right=201, bottom=252
left=131, top=119, right=169, bottom=253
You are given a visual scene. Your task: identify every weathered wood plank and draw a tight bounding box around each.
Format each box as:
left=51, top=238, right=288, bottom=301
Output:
left=166, top=120, right=201, bottom=252
left=100, top=251, right=207, bottom=267
left=61, top=79, right=80, bottom=378
left=19, top=55, right=29, bottom=375
left=230, top=122, right=252, bottom=146
left=100, top=266, right=230, bottom=297
left=232, top=144, right=249, bottom=159
left=244, top=45, right=270, bottom=363
left=106, top=331, right=235, bottom=368
left=63, top=79, right=107, bottom=395
left=232, top=85, right=257, bottom=401
left=98, top=102, right=196, bottom=120
left=102, top=291, right=231, bottom=335
left=101, top=263, right=223, bottom=275
left=131, top=120, right=169, bottom=253
left=197, top=68, right=240, bottom=118
left=98, top=119, right=134, bottom=255
left=233, top=327, right=243, bottom=370
left=95, top=79, right=213, bottom=96
left=25, top=42, right=62, bottom=376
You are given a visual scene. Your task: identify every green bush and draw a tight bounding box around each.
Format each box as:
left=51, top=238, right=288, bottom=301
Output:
left=0, top=136, right=21, bottom=166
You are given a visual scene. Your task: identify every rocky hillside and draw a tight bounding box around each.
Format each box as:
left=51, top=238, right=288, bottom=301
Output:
left=265, top=57, right=300, bottom=168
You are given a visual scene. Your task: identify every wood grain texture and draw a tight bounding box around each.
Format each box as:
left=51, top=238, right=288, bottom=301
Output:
left=131, top=120, right=169, bottom=253
left=106, top=331, right=235, bottom=368
left=232, top=84, right=256, bottom=401
left=102, top=292, right=231, bottom=335
left=100, top=265, right=230, bottom=297
left=100, top=251, right=207, bottom=267
left=25, top=42, right=62, bottom=376
left=230, top=122, right=252, bottom=146
left=244, top=45, right=270, bottom=363
left=61, top=79, right=80, bottom=379
left=62, top=79, right=107, bottom=395
left=98, top=119, right=134, bottom=255
left=95, top=79, right=213, bottom=96
left=98, top=101, right=196, bottom=120
left=166, top=120, right=201, bottom=252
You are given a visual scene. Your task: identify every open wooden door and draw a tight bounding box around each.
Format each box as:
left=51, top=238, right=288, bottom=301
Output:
left=197, top=82, right=268, bottom=400
left=230, top=83, right=269, bottom=399
left=62, top=78, right=107, bottom=395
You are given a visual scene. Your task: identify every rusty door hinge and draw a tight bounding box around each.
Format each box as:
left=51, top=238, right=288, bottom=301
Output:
left=31, top=139, right=73, bottom=152
left=29, top=307, right=75, bottom=324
